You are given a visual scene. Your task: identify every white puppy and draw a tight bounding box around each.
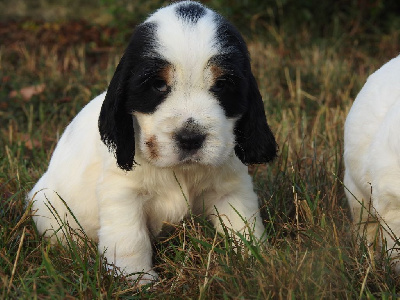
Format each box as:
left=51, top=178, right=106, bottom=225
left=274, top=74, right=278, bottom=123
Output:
left=344, top=54, right=400, bottom=269
left=27, top=1, right=277, bottom=283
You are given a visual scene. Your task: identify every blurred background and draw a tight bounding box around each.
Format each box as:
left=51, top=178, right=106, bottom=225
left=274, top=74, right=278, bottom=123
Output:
left=1, top=0, right=399, bottom=49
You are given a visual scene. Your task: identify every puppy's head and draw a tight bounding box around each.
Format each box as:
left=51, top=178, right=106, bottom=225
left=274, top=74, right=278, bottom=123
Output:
left=99, top=1, right=277, bottom=171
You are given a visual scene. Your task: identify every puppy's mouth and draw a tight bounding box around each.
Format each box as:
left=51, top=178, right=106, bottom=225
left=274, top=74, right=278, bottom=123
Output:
left=178, top=150, right=203, bottom=163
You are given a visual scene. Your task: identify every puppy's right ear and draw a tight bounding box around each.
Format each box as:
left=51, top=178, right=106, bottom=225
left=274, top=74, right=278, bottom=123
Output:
left=98, top=22, right=157, bottom=171
left=98, top=54, right=136, bottom=171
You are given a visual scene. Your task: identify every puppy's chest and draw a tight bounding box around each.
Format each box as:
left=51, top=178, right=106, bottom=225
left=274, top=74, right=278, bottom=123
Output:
left=143, top=171, right=212, bottom=235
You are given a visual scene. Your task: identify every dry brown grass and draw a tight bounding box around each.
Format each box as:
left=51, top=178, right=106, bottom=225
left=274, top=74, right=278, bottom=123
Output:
left=1, top=8, right=400, bottom=298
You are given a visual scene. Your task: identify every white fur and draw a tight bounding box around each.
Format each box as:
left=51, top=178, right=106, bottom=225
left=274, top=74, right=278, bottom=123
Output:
left=28, top=2, right=267, bottom=284
left=344, top=54, right=400, bottom=270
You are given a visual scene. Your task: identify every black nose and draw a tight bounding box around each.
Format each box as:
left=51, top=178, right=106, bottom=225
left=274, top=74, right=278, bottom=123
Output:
left=175, top=129, right=206, bottom=151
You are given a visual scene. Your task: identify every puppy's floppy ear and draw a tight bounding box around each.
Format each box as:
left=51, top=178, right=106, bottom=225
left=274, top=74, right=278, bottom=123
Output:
left=234, top=74, right=277, bottom=164
left=99, top=54, right=136, bottom=171
left=99, top=22, right=157, bottom=171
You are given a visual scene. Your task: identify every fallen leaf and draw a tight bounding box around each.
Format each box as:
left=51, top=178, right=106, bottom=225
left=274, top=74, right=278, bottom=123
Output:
left=18, top=133, right=41, bottom=150
left=9, top=84, right=46, bottom=101
left=0, top=102, right=8, bottom=110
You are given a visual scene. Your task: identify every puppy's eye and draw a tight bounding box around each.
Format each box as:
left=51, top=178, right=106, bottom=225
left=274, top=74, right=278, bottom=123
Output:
left=211, top=78, right=228, bottom=93
left=153, top=78, right=169, bottom=93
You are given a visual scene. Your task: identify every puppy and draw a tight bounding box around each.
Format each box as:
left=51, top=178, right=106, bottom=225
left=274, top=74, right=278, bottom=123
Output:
left=27, top=1, right=277, bottom=283
left=344, top=54, right=400, bottom=270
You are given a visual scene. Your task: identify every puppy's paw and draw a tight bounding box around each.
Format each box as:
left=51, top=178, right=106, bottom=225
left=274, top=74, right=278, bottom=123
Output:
left=106, top=263, right=158, bottom=285
left=128, top=269, right=159, bottom=286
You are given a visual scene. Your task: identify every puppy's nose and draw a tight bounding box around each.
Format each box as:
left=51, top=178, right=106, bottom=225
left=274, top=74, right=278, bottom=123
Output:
left=175, top=128, right=206, bottom=151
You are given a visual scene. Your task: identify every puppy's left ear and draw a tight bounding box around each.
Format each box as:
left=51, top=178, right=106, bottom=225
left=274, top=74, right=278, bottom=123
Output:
left=234, top=74, right=277, bottom=164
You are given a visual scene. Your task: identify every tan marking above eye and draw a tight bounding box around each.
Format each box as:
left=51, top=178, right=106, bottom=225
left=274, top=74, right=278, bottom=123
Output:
left=159, top=65, right=174, bottom=86
left=210, top=65, right=225, bottom=83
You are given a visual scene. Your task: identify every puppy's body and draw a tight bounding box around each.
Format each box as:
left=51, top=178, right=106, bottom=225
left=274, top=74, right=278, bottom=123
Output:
left=31, top=93, right=262, bottom=279
left=28, top=1, right=277, bottom=283
left=344, top=55, right=400, bottom=268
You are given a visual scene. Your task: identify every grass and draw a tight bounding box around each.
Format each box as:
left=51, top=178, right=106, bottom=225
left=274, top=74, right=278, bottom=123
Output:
left=1, top=1, right=400, bottom=298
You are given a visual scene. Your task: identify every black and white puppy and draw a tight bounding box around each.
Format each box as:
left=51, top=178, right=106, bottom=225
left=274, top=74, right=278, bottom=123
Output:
left=28, top=1, right=277, bottom=283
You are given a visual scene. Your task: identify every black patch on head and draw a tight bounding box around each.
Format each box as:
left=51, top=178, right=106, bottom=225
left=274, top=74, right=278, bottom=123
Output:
left=211, top=14, right=278, bottom=165
left=209, top=54, right=248, bottom=118
left=99, top=21, right=169, bottom=171
left=125, top=57, right=171, bottom=114
left=175, top=2, right=206, bottom=23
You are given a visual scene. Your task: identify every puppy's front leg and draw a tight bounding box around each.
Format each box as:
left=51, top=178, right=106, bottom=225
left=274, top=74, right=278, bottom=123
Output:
left=208, top=185, right=265, bottom=242
left=97, top=183, right=156, bottom=284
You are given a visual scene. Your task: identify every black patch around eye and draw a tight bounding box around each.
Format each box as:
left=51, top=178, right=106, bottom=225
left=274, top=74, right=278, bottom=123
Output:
left=210, top=76, right=234, bottom=93
left=175, top=2, right=206, bottom=23
left=125, top=58, right=171, bottom=114
left=126, top=80, right=169, bottom=114
left=208, top=53, right=248, bottom=118
left=210, top=74, right=247, bottom=118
